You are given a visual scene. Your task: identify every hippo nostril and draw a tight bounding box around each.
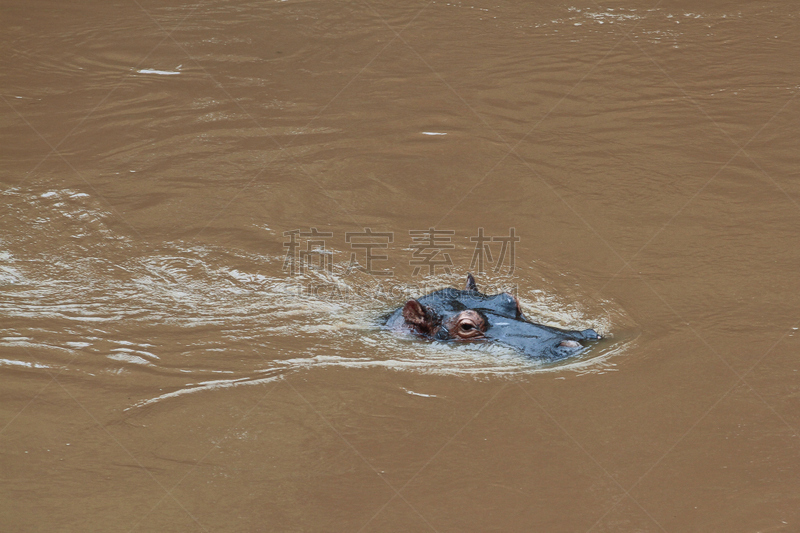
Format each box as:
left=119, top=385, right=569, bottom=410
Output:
left=581, top=329, right=601, bottom=340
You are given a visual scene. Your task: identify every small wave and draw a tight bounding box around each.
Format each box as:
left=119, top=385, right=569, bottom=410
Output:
left=136, top=68, right=181, bottom=76
left=0, top=358, right=51, bottom=370
left=126, top=370, right=284, bottom=410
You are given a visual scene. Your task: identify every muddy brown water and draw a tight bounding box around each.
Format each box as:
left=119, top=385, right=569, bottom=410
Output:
left=2, top=0, right=800, bottom=531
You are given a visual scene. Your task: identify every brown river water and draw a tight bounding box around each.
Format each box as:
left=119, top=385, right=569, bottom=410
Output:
left=2, top=0, right=799, bottom=531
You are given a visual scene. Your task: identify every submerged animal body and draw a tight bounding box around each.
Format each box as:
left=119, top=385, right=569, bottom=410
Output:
left=385, top=274, right=601, bottom=360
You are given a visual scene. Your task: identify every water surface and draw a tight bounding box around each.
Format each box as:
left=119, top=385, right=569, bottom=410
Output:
left=2, top=0, right=799, bottom=531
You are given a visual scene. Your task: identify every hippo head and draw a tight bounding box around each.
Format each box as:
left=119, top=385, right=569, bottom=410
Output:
left=389, top=274, right=600, bottom=360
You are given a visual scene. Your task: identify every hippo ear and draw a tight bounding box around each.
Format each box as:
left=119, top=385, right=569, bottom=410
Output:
left=465, top=273, right=478, bottom=292
left=402, top=300, right=436, bottom=335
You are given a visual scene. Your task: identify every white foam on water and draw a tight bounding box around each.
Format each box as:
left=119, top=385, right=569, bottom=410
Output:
left=137, top=69, right=181, bottom=75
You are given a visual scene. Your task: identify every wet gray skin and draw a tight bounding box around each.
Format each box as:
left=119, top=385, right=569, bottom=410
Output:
left=385, top=274, right=601, bottom=361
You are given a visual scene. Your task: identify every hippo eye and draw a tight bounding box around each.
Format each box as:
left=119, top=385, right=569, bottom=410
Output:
left=455, top=318, right=484, bottom=339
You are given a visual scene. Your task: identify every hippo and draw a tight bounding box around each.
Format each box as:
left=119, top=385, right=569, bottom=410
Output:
left=385, top=274, right=601, bottom=360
